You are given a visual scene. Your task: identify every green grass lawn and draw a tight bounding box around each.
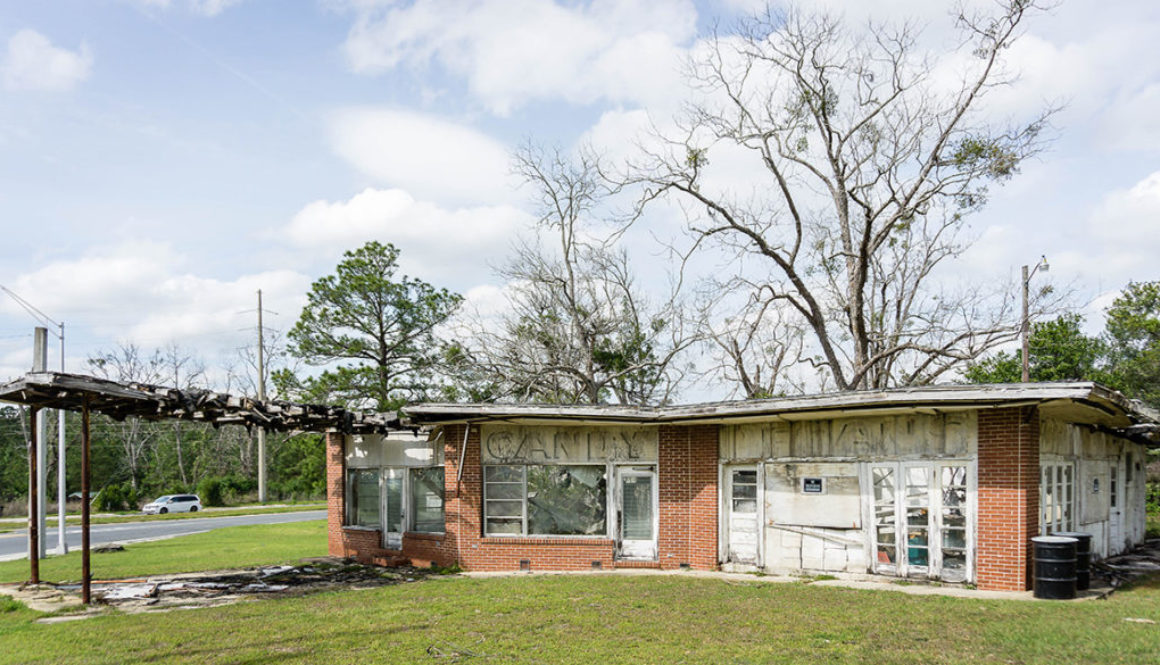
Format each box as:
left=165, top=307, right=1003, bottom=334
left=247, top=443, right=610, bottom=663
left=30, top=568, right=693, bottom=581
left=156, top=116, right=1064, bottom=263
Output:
left=1, top=572, right=1158, bottom=664
left=0, top=519, right=326, bottom=584
left=1, top=518, right=1158, bottom=664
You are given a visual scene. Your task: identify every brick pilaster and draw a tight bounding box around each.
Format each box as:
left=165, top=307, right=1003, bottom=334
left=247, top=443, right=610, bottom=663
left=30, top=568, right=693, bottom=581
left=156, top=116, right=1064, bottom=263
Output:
left=325, top=431, right=346, bottom=557
left=658, top=424, right=719, bottom=570
left=976, top=407, right=1040, bottom=591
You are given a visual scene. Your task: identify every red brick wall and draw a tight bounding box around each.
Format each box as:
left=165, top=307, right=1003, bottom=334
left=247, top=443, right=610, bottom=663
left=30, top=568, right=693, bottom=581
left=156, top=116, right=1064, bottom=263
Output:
left=658, top=425, right=719, bottom=570
left=326, top=431, right=346, bottom=557
left=324, top=424, right=721, bottom=572
left=326, top=430, right=460, bottom=568
left=444, top=424, right=616, bottom=571
left=976, top=407, right=1040, bottom=591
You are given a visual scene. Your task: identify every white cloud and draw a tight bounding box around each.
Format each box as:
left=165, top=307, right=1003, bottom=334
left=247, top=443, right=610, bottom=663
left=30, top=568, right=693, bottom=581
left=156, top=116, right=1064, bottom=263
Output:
left=0, top=241, right=312, bottom=380
left=124, top=0, right=247, bottom=15
left=282, top=186, right=531, bottom=288
left=1, top=29, right=92, bottom=92
left=329, top=107, right=518, bottom=206
left=1101, top=83, right=1160, bottom=153
left=1089, top=171, right=1160, bottom=249
left=191, top=0, right=245, bottom=16
left=342, top=0, right=696, bottom=115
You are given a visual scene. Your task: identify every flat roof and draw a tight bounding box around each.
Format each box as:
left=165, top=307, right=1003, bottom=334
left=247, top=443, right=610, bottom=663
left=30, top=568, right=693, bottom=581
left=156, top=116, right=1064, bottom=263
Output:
left=404, top=382, right=1158, bottom=431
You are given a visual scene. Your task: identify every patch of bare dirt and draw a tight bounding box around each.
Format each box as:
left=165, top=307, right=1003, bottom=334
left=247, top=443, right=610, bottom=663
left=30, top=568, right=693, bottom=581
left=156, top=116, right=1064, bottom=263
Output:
left=1, top=557, right=447, bottom=622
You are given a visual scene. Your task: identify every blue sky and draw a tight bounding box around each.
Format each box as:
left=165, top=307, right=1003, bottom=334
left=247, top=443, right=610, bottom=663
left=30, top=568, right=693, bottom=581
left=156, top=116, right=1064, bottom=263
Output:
left=1, top=0, right=1158, bottom=397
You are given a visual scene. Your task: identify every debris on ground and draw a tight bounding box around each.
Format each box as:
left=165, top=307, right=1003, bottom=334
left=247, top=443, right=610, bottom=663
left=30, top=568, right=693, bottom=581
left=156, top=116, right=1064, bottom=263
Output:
left=1094, top=539, right=1160, bottom=589
left=0, top=557, right=442, bottom=621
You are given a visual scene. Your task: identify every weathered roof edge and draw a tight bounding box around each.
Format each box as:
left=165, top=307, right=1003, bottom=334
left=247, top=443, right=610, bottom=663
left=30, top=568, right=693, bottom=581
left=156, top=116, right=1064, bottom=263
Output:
left=404, top=382, right=1159, bottom=429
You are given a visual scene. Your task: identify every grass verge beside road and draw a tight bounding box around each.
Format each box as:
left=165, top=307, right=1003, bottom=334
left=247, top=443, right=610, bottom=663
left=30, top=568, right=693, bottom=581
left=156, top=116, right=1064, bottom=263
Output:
left=0, top=519, right=325, bottom=583
left=0, top=503, right=325, bottom=534
left=1, top=570, right=1159, bottom=664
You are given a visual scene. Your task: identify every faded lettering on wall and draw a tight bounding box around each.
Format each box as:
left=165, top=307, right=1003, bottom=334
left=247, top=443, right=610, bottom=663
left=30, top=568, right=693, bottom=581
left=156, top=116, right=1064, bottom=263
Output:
left=480, top=425, right=659, bottom=464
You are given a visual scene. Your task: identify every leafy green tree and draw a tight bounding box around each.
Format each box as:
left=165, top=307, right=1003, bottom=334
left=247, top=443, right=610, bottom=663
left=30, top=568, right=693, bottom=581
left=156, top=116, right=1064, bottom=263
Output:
left=964, top=314, right=1107, bottom=384
left=281, top=241, right=462, bottom=411
left=1105, top=281, right=1160, bottom=408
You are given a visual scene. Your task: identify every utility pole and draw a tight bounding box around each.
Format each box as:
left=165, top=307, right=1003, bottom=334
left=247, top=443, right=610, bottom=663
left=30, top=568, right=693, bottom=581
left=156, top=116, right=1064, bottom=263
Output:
left=256, top=289, right=267, bottom=503
left=1021, top=256, right=1050, bottom=383
left=2, top=286, right=67, bottom=555
left=31, top=327, right=47, bottom=560
left=56, top=322, right=66, bottom=555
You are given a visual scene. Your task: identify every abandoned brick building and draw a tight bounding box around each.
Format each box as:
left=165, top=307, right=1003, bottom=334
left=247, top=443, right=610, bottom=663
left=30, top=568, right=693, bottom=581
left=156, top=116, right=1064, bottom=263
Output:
left=327, top=382, right=1157, bottom=592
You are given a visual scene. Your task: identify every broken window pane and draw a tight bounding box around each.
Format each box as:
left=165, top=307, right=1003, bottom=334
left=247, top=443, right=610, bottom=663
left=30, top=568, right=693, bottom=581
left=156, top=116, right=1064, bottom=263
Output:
left=732, top=499, right=758, bottom=513
left=349, top=469, right=380, bottom=528
left=410, top=466, right=444, bottom=533
left=485, top=518, right=522, bottom=535
left=384, top=469, right=404, bottom=534
left=528, top=465, right=607, bottom=536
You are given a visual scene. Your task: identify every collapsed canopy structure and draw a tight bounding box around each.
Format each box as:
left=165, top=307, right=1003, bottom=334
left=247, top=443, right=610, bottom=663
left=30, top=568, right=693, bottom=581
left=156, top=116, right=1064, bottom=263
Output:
left=0, top=372, right=400, bottom=434
left=0, top=371, right=402, bottom=604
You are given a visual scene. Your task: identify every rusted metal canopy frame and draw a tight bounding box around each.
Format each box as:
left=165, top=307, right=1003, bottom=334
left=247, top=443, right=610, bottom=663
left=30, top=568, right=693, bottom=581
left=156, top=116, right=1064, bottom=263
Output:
left=0, top=371, right=403, bottom=602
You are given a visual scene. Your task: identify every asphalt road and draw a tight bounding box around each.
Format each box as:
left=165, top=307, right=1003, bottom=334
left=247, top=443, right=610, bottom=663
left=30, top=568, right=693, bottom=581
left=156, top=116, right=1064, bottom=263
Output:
left=0, top=510, right=326, bottom=561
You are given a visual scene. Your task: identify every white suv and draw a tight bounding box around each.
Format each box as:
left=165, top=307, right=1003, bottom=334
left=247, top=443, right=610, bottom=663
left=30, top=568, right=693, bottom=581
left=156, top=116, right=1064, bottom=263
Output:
left=142, top=494, right=202, bottom=515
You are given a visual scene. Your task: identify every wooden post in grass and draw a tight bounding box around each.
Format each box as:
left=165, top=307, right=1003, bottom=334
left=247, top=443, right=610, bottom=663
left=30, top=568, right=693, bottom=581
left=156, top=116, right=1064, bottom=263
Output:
left=82, top=397, right=92, bottom=604
left=28, top=406, right=39, bottom=584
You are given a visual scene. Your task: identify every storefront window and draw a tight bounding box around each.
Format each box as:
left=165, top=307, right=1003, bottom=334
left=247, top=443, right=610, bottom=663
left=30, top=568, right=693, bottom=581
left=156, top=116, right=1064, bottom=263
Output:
left=410, top=467, right=445, bottom=533
left=348, top=469, right=380, bottom=528
left=484, top=465, right=607, bottom=536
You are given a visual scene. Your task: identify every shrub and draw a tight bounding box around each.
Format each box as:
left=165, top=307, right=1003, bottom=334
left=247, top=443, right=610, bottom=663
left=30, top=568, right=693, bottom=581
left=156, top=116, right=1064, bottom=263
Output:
left=93, top=484, right=125, bottom=512
left=197, top=477, right=225, bottom=507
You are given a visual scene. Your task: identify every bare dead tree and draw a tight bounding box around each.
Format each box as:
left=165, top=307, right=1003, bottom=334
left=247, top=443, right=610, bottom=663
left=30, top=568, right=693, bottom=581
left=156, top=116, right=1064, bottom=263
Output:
left=160, top=343, right=206, bottom=487
left=626, top=1, right=1060, bottom=391
left=698, top=280, right=814, bottom=398
left=449, top=144, right=697, bottom=405
left=88, top=343, right=167, bottom=490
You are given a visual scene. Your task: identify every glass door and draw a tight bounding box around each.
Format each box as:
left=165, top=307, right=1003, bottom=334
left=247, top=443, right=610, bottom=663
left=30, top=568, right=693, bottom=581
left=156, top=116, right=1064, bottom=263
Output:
left=871, top=465, right=898, bottom=574
left=616, top=466, right=657, bottom=560
left=902, top=465, right=932, bottom=577
left=870, top=462, right=972, bottom=581
left=381, top=468, right=405, bottom=550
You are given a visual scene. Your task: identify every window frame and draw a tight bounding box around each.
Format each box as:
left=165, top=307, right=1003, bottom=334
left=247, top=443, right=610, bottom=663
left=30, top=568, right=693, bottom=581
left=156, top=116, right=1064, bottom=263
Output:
left=346, top=467, right=382, bottom=529
left=409, top=466, right=446, bottom=534
left=345, top=465, right=446, bottom=535
left=1039, top=461, right=1075, bottom=535
left=482, top=463, right=610, bottom=538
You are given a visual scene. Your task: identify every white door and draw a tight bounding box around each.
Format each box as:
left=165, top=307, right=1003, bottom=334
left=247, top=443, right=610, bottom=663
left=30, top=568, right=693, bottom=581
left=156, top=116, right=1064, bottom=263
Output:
left=381, top=468, right=405, bottom=550
left=616, top=466, right=657, bottom=560
left=1109, top=459, right=1124, bottom=554
left=725, top=466, right=759, bottom=565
